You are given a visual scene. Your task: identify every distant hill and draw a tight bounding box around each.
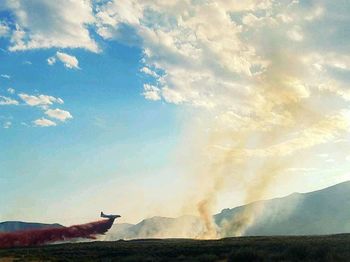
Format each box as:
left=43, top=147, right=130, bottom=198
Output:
left=0, top=221, right=63, bottom=233
left=215, top=180, right=350, bottom=236
left=105, top=180, right=350, bottom=239
left=4, top=181, right=350, bottom=239
left=103, top=216, right=205, bottom=240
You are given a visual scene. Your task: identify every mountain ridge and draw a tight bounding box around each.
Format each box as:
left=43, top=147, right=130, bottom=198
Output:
left=105, top=180, right=350, bottom=239
left=3, top=181, right=350, bottom=238
left=0, top=221, right=64, bottom=233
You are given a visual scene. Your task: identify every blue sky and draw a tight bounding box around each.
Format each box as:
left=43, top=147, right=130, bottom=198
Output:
left=1, top=0, right=350, bottom=226
left=0, top=11, right=186, bottom=223
left=0, top=42, right=186, bottom=223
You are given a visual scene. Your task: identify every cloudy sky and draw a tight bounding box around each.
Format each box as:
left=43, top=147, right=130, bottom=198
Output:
left=1, top=0, right=350, bottom=225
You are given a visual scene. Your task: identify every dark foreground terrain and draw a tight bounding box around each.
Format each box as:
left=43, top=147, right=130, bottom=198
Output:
left=1, top=234, right=350, bottom=261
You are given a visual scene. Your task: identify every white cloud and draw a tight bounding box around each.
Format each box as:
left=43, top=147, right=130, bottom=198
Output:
left=305, top=6, right=324, bottom=21
left=95, top=0, right=142, bottom=41
left=95, top=0, right=350, bottom=162
left=105, top=3, right=260, bottom=111
left=0, top=1, right=347, bottom=151
left=0, top=22, right=9, bottom=37
left=0, top=95, right=19, bottom=105
left=19, top=93, right=64, bottom=107
left=45, top=108, right=73, bottom=122
left=33, top=118, right=57, bottom=127
left=56, top=51, right=80, bottom=69
left=3, top=121, right=11, bottom=129
left=12, top=92, right=70, bottom=127
left=47, top=52, right=80, bottom=69
left=4, top=0, right=99, bottom=52
left=7, top=88, right=15, bottom=94
left=287, top=26, right=303, bottom=42
left=1, top=74, right=10, bottom=79
left=276, top=14, right=293, bottom=23
left=211, top=0, right=273, bottom=12
left=140, top=67, right=158, bottom=78
left=162, top=87, right=185, bottom=104
left=142, top=84, right=161, bottom=101
left=242, top=13, right=277, bottom=27
left=47, top=56, right=56, bottom=66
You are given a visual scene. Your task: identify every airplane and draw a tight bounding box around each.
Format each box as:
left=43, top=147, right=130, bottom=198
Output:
left=100, top=212, right=121, bottom=220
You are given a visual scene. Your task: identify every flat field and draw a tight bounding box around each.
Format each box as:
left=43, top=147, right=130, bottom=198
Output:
left=1, top=234, right=350, bottom=261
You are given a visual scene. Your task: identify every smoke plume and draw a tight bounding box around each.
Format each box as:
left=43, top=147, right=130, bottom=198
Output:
left=92, top=0, right=350, bottom=239
left=92, top=0, right=350, bottom=238
left=0, top=219, right=114, bottom=248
